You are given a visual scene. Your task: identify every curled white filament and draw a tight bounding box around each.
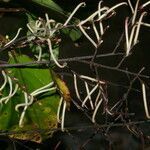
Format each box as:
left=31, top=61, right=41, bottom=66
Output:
left=82, top=83, right=99, bottom=107
left=64, top=2, right=86, bottom=26
left=47, top=39, right=67, bottom=68
left=127, top=0, right=134, bottom=14
left=84, top=81, right=94, bottom=110
left=56, top=97, right=67, bottom=131
left=132, top=0, right=140, bottom=25
left=0, top=70, right=8, bottom=91
left=73, top=74, right=81, bottom=101
left=98, top=1, right=104, bottom=35
left=142, top=83, right=150, bottom=119
left=5, top=84, right=19, bottom=104
left=97, top=2, right=127, bottom=22
left=61, top=101, right=67, bottom=131
left=92, top=98, right=103, bottom=123
left=57, top=97, right=63, bottom=123
left=133, top=12, right=147, bottom=45
left=0, top=77, right=13, bottom=103
left=5, top=28, right=22, bottom=47
left=31, top=82, right=54, bottom=96
left=19, top=92, right=28, bottom=127
left=141, top=1, right=150, bottom=8
left=79, top=25, right=97, bottom=48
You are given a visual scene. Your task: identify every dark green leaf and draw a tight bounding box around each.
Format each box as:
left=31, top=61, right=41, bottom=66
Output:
left=0, top=54, right=61, bottom=142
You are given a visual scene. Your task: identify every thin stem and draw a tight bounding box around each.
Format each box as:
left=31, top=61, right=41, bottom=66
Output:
left=102, top=93, right=113, bottom=115
left=0, top=120, right=149, bottom=134
left=0, top=53, right=125, bottom=68
left=78, top=60, right=149, bottom=79
left=110, top=100, right=121, bottom=111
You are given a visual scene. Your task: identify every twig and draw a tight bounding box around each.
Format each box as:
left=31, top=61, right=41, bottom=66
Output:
left=0, top=8, right=26, bottom=12
left=0, top=53, right=124, bottom=68
left=0, top=57, right=148, bottom=79
left=0, top=120, right=149, bottom=136
left=76, top=60, right=149, bottom=79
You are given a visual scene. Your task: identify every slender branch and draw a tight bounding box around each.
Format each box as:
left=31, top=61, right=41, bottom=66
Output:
left=0, top=8, right=26, bottom=12
left=0, top=53, right=124, bottom=68
left=0, top=55, right=149, bottom=79
left=77, top=60, right=149, bottom=79
left=0, top=119, right=149, bottom=136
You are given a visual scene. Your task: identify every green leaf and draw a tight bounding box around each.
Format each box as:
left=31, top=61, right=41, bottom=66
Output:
left=32, top=0, right=64, bottom=14
left=0, top=54, right=61, bottom=143
left=62, top=28, right=82, bottom=41
left=9, top=94, right=60, bottom=143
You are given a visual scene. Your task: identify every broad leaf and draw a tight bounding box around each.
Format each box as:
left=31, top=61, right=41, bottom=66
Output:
left=0, top=54, right=61, bottom=143
left=31, top=0, right=64, bottom=14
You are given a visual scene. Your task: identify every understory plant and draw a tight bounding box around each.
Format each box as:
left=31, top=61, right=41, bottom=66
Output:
left=0, top=0, right=150, bottom=144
